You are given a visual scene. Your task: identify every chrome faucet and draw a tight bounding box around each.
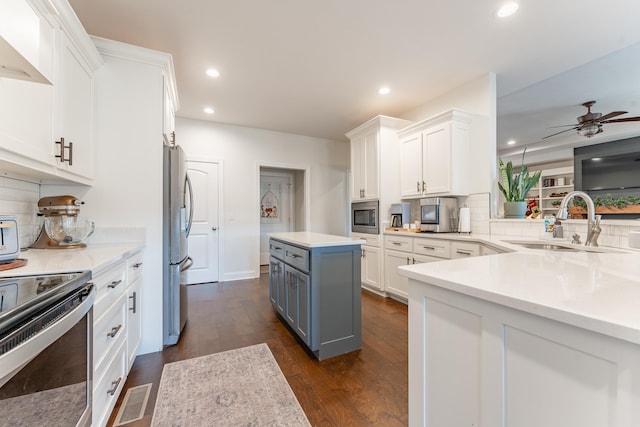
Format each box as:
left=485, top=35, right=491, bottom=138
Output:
left=556, top=191, right=601, bottom=247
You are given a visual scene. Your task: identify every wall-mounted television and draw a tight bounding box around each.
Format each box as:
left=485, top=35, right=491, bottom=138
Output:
left=574, top=136, right=640, bottom=219
left=574, top=137, right=640, bottom=193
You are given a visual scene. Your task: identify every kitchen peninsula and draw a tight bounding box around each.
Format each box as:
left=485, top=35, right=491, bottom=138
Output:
left=400, top=249, right=640, bottom=426
left=268, top=232, right=363, bottom=360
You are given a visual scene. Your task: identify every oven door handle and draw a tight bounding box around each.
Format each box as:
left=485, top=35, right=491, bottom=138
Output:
left=0, top=283, right=95, bottom=388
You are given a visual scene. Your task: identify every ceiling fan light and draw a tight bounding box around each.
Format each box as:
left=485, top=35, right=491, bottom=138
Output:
left=577, top=124, right=600, bottom=138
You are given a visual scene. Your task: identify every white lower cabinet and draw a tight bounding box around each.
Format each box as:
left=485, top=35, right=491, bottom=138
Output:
left=384, top=234, right=503, bottom=302
left=92, top=249, right=144, bottom=427
left=361, top=245, right=381, bottom=291
left=409, top=281, right=640, bottom=427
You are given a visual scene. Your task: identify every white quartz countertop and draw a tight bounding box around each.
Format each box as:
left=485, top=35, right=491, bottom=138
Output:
left=0, top=243, right=144, bottom=278
left=399, top=248, right=640, bottom=345
left=270, top=232, right=364, bottom=248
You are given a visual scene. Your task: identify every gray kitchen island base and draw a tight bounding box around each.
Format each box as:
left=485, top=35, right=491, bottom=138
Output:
left=269, top=233, right=362, bottom=361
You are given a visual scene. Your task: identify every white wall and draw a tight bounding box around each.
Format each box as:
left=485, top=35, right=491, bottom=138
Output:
left=176, top=117, right=350, bottom=281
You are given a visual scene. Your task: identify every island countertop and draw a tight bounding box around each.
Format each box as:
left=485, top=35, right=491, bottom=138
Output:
left=269, top=232, right=364, bottom=248
left=399, top=250, right=640, bottom=345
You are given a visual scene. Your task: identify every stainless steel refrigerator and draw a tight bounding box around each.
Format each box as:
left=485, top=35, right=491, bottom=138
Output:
left=162, top=141, right=193, bottom=346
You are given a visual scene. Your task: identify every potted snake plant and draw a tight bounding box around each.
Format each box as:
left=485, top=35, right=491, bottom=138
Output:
left=498, top=148, right=542, bottom=218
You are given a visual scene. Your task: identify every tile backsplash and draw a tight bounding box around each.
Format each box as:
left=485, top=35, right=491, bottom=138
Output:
left=0, top=177, right=42, bottom=249
left=490, top=218, right=640, bottom=249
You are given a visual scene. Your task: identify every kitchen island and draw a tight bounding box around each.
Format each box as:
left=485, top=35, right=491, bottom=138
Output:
left=399, top=250, right=640, bottom=427
left=269, top=232, right=363, bottom=360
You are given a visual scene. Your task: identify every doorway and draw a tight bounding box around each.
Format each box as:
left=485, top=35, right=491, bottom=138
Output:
left=259, top=167, right=306, bottom=267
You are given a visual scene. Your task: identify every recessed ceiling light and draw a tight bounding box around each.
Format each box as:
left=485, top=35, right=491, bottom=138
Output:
left=591, top=157, right=602, bottom=161
left=378, top=86, right=391, bottom=95
left=507, top=140, right=516, bottom=145
left=204, top=107, right=215, bottom=114
left=496, top=2, right=519, bottom=18
left=206, top=68, right=220, bottom=78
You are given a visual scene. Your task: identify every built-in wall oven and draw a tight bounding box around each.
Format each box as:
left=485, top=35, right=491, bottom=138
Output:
left=0, top=271, right=94, bottom=427
left=351, top=200, right=379, bottom=234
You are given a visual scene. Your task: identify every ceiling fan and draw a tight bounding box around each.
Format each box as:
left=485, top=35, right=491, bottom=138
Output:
left=542, top=100, right=640, bottom=139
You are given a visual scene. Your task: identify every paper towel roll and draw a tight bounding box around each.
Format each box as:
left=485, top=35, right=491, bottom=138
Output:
left=629, top=231, right=640, bottom=249
left=458, top=207, right=471, bottom=233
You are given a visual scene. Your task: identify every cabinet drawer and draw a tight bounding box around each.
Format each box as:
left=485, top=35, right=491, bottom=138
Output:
left=352, top=233, right=380, bottom=247
left=93, top=339, right=127, bottom=427
left=384, top=235, right=413, bottom=252
left=93, top=260, right=127, bottom=320
left=127, top=250, right=144, bottom=284
left=284, top=244, right=309, bottom=273
left=94, top=293, right=127, bottom=375
left=450, top=241, right=481, bottom=258
left=413, top=238, right=451, bottom=259
left=269, top=240, right=286, bottom=260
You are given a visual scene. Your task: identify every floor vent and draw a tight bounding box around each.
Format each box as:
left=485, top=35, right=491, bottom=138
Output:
left=113, top=383, right=152, bottom=426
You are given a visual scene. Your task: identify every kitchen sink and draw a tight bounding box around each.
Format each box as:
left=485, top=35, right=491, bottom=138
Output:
left=505, top=241, right=624, bottom=253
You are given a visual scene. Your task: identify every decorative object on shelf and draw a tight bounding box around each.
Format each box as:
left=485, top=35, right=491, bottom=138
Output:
left=569, top=194, right=640, bottom=217
left=498, top=148, right=542, bottom=218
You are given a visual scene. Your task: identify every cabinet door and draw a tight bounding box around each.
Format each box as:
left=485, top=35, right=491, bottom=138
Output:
left=385, top=249, right=411, bottom=299
left=350, top=136, right=364, bottom=199
left=285, top=266, right=310, bottom=345
left=269, top=257, right=285, bottom=315
left=362, top=129, right=379, bottom=199
left=126, top=276, right=142, bottom=370
left=361, top=245, right=381, bottom=291
left=350, top=128, right=379, bottom=200
left=423, top=123, right=451, bottom=195
left=53, top=34, right=94, bottom=180
left=400, top=133, right=424, bottom=197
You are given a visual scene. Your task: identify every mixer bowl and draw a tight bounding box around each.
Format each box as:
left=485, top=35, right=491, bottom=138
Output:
left=44, top=216, right=95, bottom=245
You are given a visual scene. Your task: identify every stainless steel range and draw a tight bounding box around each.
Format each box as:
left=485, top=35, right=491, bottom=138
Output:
left=0, top=271, right=94, bottom=427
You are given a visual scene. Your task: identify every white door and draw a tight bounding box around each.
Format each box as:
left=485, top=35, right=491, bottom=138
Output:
left=260, top=171, right=293, bottom=265
left=186, top=161, right=219, bottom=284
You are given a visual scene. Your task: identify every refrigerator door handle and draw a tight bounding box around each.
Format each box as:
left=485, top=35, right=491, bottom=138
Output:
left=184, top=173, right=194, bottom=237
left=180, top=256, right=194, bottom=272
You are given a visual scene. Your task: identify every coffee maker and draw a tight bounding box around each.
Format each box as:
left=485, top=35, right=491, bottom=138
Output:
left=30, top=195, right=94, bottom=249
left=390, top=203, right=411, bottom=228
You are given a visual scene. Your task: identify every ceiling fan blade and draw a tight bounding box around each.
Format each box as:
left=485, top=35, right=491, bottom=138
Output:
left=541, top=126, right=578, bottom=139
left=598, top=111, right=627, bottom=121
left=602, top=116, right=640, bottom=123
left=547, top=124, right=580, bottom=128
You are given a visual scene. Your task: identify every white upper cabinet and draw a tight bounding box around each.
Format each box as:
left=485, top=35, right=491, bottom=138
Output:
left=52, top=32, right=96, bottom=180
left=398, top=109, right=472, bottom=198
left=347, top=116, right=411, bottom=202
left=350, top=127, right=379, bottom=200
left=0, top=0, right=102, bottom=184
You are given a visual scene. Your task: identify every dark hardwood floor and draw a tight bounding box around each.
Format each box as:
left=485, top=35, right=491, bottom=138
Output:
left=107, top=274, right=408, bottom=426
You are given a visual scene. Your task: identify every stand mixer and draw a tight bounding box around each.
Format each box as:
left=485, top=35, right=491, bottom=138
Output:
left=30, top=195, right=94, bottom=249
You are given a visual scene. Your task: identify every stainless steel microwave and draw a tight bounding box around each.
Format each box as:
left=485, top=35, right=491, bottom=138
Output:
left=351, top=200, right=379, bottom=234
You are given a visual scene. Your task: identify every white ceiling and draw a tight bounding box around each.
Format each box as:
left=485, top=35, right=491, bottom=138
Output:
left=67, top=0, right=640, bottom=147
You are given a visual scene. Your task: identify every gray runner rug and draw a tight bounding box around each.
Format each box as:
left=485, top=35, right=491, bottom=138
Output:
left=151, top=343, right=311, bottom=426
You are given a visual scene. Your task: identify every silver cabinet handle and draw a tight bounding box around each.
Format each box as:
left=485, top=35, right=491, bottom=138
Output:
left=422, top=181, right=426, bottom=192
left=422, top=245, right=435, bottom=250
left=129, top=291, right=137, bottom=313
left=107, top=377, right=123, bottom=396
left=108, top=279, right=122, bottom=289
left=406, top=257, right=411, bottom=264
left=456, top=249, right=473, bottom=255
left=212, top=227, right=217, bottom=231
left=392, top=242, right=402, bottom=246
left=416, top=181, right=420, bottom=192
left=132, top=262, right=143, bottom=269
left=107, top=324, right=122, bottom=338
left=361, top=248, right=365, bottom=258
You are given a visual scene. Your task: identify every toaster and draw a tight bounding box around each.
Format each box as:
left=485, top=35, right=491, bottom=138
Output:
left=0, top=215, right=20, bottom=262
